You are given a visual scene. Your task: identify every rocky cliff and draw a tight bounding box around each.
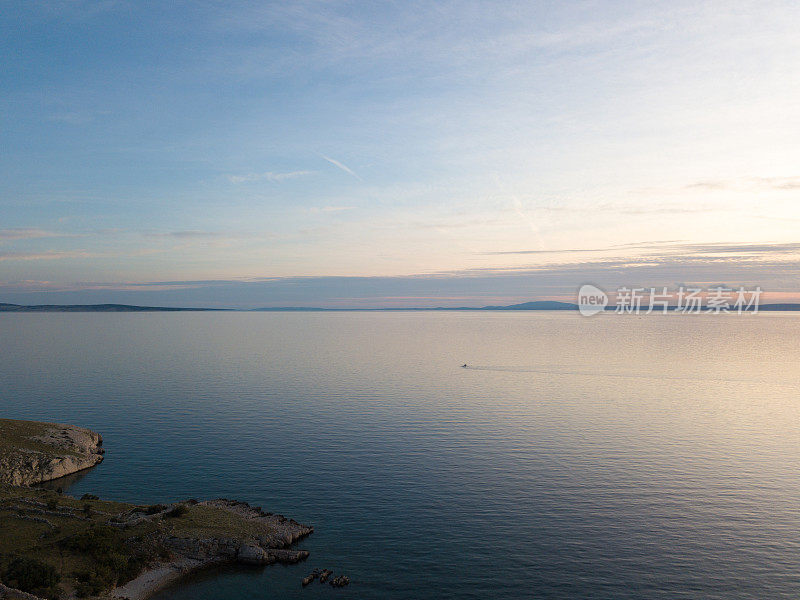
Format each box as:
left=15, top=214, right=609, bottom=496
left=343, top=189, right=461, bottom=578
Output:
left=0, top=419, right=316, bottom=600
left=0, top=419, right=104, bottom=486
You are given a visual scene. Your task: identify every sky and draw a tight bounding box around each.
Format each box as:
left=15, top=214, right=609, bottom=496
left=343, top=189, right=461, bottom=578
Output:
left=2, top=0, right=800, bottom=308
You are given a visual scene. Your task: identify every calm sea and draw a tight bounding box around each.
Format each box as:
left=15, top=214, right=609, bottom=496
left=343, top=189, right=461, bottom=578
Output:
left=2, top=312, right=800, bottom=599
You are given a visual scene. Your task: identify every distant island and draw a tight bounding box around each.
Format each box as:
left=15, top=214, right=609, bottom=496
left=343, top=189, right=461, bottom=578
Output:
left=0, top=419, right=314, bottom=600
left=0, top=303, right=227, bottom=312
left=2, top=301, right=800, bottom=312
left=251, top=300, right=579, bottom=311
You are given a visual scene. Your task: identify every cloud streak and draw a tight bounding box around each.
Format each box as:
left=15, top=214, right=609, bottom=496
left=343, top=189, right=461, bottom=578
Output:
left=144, top=230, right=223, bottom=239
left=320, top=154, right=362, bottom=181
left=0, top=228, right=61, bottom=241
left=0, top=250, right=98, bottom=262
left=305, top=206, right=355, bottom=213
left=484, top=241, right=800, bottom=257
left=227, top=170, right=312, bottom=184
left=682, top=176, right=800, bottom=192
left=2, top=241, right=799, bottom=307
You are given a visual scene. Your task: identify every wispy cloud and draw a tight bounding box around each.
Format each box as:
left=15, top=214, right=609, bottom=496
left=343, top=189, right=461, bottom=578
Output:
left=46, top=112, right=92, bottom=125
left=227, top=170, right=312, bottom=184
left=683, top=181, right=729, bottom=191
left=672, top=242, right=800, bottom=255
left=681, top=176, right=800, bottom=192
left=486, top=247, right=623, bottom=256
left=320, top=155, right=362, bottom=181
left=144, top=230, right=223, bottom=239
left=5, top=246, right=800, bottom=308
left=483, top=241, right=800, bottom=258
left=305, top=206, right=356, bottom=213
left=531, top=202, right=716, bottom=216
left=139, top=230, right=275, bottom=246
left=0, top=228, right=61, bottom=241
left=0, top=250, right=98, bottom=262
left=754, top=176, right=800, bottom=190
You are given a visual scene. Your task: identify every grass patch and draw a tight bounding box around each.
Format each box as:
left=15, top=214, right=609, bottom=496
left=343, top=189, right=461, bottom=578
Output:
left=0, top=484, right=159, bottom=596
left=0, top=419, right=82, bottom=459
left=168, top=505, right=278, bottom=540
left=1, top=556, right=61, bottom=599
left=0, top=485, right=284, bottom=597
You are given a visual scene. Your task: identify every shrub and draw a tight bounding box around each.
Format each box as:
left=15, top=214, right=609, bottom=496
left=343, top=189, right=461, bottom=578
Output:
left=164, top=504, right=188, bottom=519
left=46, top=498, right=58, bottom=510
left=144, top=504, right=167, bottom=515
left=61, top=524, right=115, bottom=554
left=74, top=567, right=111, bottom=598
left=62, top=525, right=148, bottom=595
left=82, top=504, right=93, bottom=517
left=2, top=556, right=61, bottom=598
left=80, top=493, right=99, bottom=501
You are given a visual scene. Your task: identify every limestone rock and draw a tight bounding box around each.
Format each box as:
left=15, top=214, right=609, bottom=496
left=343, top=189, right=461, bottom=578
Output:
left=237, top=544, right=272, bottom=565
left=0, top=419, right=104, bottom=486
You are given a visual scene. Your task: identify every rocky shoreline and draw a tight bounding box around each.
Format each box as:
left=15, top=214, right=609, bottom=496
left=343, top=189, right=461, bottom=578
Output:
left=109, top=499, right=313, bottom=600
left=0, top=419, right=315, bottom=600
left=0, top=419, right=105, bottom=486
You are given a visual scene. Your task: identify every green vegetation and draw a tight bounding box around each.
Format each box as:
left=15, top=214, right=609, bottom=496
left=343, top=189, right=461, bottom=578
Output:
left=166, top=504, right=272, bottom=539
left=0, top=484, right=285, bottom=598
left=1, top=556, right=61, bottom=599
left=62, top=524, right=159, bottom=597
left=0, top=419, right=82, bottom=460
left=0, top=420, right=296, bottom=599
left=164, top=504, right=188, bottom=518
left=0, top=484, right=161, bottom=597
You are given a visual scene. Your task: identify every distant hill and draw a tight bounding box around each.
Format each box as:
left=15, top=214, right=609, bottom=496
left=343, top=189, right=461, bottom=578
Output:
left=758, top=304, right=800, bottom=311
left=252, top=301, right=579, bottom=311
left=3, top=301, right=800, bottom=312
left=0, top=303, right=226, bottom=312
left=246, top=301, right=800, bottom=312
left=478, top=301, right=578, bottom=310
left=251, top=306, right=337, bottom=311
left=227, top=301, right=800, bottom=312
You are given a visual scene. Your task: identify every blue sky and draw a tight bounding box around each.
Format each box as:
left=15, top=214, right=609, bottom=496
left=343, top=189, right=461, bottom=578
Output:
left=2, top=1, right=800, bottom=307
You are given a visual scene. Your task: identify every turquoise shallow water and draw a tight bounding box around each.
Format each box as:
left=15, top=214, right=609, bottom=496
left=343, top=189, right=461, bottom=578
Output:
left=2, top=311, right=800, bottom=599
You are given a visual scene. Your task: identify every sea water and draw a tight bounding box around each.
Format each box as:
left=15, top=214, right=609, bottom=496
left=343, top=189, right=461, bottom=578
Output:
left=2, top=311, right=800, bottom=599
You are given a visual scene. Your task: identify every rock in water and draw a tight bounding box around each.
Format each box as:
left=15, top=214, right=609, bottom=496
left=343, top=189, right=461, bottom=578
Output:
left=302, top=568, right=322, bottom=586
left=237, top=544, right=271, bottom=565
left=330, top=575, right=351, bottom=587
